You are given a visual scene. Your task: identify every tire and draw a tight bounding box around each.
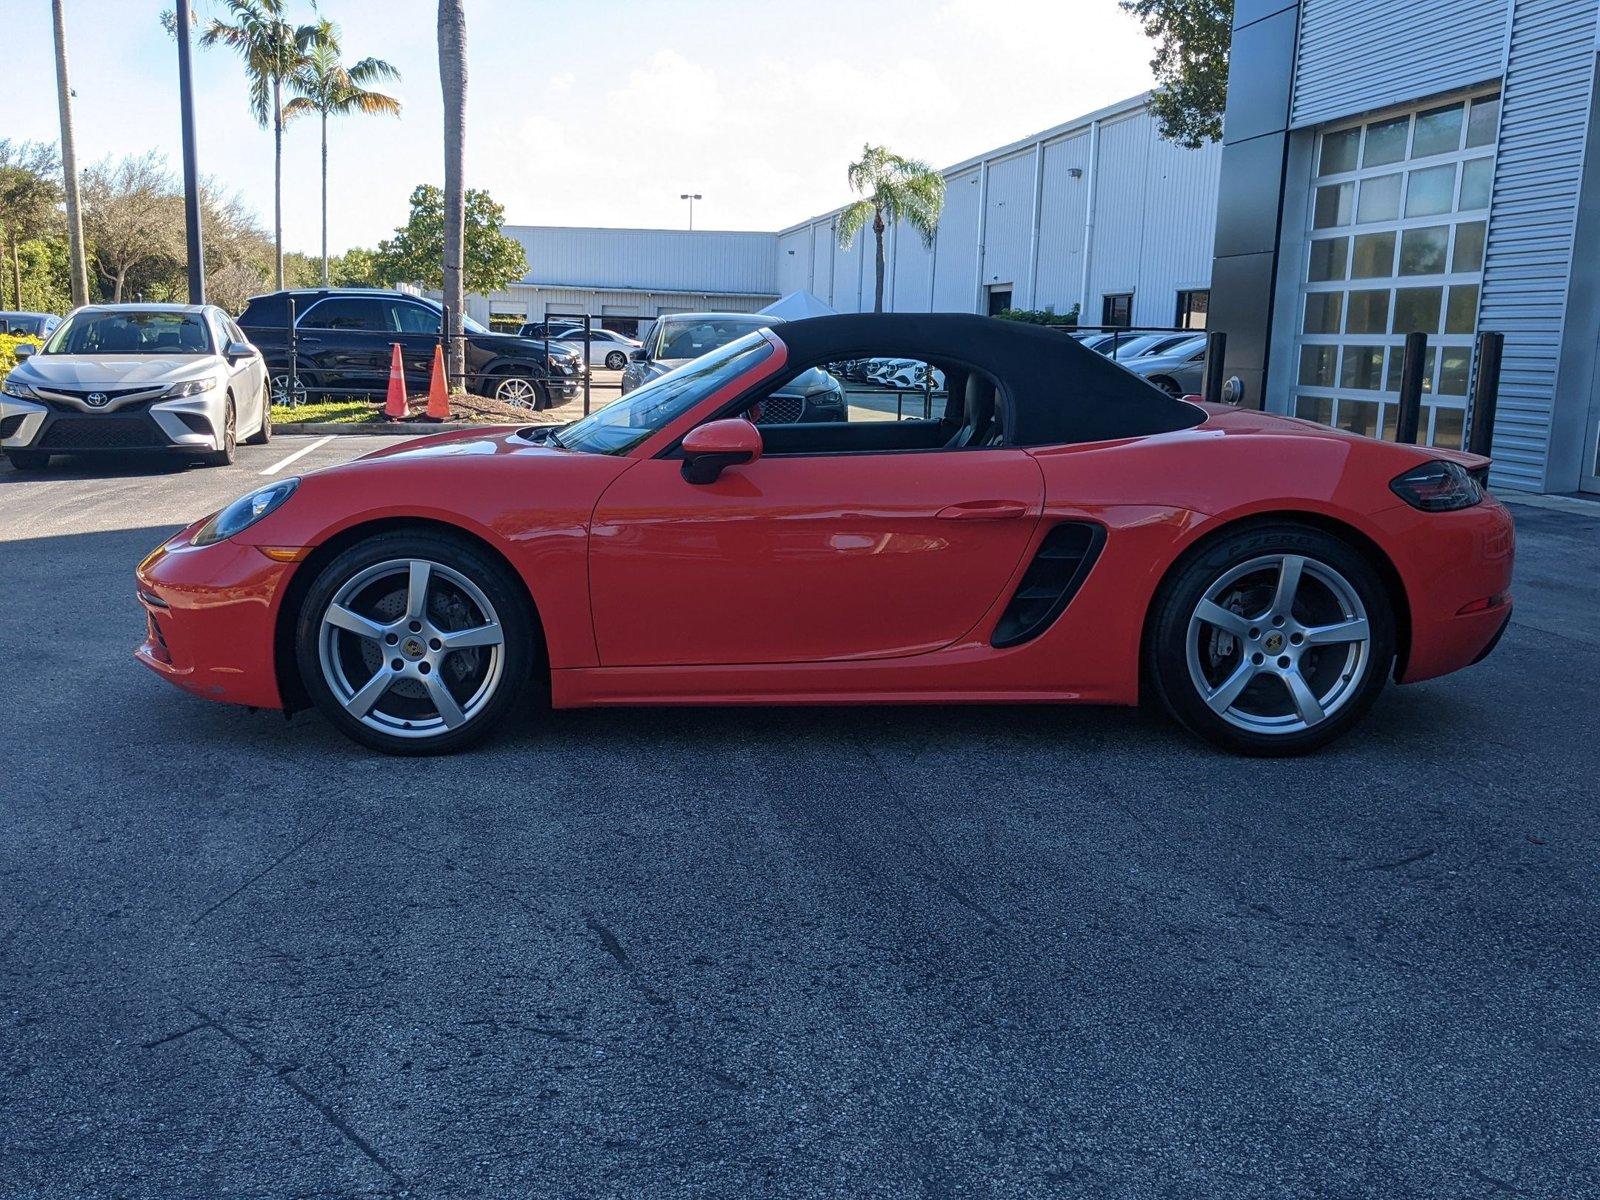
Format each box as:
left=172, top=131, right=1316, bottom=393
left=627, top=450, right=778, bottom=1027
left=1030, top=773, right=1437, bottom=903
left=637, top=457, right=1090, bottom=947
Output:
left=245, top=392, right=272, bottom=445
left=1149, top=375, right=1182, bottom=399
left=604, top=350, right=627, bottom=371
left=269, top=371, right=308, bottom=407
left=294, top=530, right=536, bottom=755
left=204, top=399, right=237, bottom=467
left=1144, top=522, right=1394, bottom=756
left=491, top=372, right=547, bottom=411
left=5, top=449, right=49, bottom=471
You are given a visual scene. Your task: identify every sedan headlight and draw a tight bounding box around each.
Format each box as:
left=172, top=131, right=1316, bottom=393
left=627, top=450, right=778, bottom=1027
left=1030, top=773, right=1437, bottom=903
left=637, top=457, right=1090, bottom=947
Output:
left=191, top=478, right=300, bottom=546
left=161, top=378, right=218, bottom=399
left=1389, top=460, right=1484, bottom=512
left=2, top=375, right=40, bottom=401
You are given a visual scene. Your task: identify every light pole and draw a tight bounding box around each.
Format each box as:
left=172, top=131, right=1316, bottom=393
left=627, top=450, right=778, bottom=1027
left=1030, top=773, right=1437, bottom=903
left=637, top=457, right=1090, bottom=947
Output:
left=680, top=193, right=702, bottom=231
left=175, top=0, right=205, bottom=303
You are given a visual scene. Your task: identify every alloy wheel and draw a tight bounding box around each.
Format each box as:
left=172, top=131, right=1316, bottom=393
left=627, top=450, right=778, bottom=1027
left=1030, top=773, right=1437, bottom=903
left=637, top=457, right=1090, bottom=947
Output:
left=317, top=558, right=507, bottom=740
left=1185, top=553, right=1372, bottom=734
left=493, top=376, right=542, bottom=409
left=605, top=351, right=626, bottom=370
left=270, top=373, right=308, bottom=406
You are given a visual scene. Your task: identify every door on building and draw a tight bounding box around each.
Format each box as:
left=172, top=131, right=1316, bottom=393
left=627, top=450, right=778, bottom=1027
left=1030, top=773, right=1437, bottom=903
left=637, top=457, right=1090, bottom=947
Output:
left=1176, top=289, right=1210, bottom=329
left=986, top=286, right=1013, bottom=316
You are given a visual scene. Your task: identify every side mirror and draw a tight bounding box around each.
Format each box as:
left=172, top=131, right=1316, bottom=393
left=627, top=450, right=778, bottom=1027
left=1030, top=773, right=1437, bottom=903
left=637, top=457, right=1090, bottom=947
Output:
left=628, top=347, right=649, bottom=362
left=13, top=343, right=35, bottom=360
left=681, top=418, right=762, bottom=484
left=225, top=340, right=254, bottom=362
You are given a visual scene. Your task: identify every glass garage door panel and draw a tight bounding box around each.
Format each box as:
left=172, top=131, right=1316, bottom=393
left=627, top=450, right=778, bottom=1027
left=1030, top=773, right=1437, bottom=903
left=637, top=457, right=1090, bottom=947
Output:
left=1292, top=90, right=1498, bottom=449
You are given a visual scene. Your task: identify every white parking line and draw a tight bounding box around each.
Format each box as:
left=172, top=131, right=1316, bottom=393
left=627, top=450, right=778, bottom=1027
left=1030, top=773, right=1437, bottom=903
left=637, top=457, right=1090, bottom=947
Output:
left=260, top=435, right=335, bottom=476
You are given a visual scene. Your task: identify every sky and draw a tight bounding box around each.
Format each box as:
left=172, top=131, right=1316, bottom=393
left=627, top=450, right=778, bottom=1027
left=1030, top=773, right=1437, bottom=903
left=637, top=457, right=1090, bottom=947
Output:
left=7, top=0, right=1157, bottom=255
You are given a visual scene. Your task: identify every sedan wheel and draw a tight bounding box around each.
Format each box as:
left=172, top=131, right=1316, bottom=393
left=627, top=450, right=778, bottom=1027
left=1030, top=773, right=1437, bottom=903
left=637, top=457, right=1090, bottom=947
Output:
left=605, top=350, right=627, bottom=371
left=1146, top=523, right=1393, bottom=755
left=270, top=372, right=308, bottom=407
left=296, top=533, right=534, bottom=754
left=493, top=374, right=546, bottom=410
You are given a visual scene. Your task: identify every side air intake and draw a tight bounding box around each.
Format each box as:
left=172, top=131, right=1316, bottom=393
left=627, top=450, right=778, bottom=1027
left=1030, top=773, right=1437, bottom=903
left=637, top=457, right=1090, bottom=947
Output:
left=990, top=521, right=1106, bottom=648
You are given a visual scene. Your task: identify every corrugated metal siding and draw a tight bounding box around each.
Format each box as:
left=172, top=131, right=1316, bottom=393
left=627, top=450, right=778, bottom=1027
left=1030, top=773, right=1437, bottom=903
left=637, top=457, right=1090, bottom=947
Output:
left=775, top=228, right=811, bottom=295
left=1033, top=132, right=1091, bottom=312
left=504, top=226, right=779, bottom=295
left=1477, top=0, right=1600, bottom=490
left=891, top=222, right=934, bottom=310
left=932, top=169, right=983, bottom=310
left=1292, top=0, right=1509, bottom=128
left=980, top=151, right=1037, bottom=291
left=1088, top=115, right=1149, bottom=302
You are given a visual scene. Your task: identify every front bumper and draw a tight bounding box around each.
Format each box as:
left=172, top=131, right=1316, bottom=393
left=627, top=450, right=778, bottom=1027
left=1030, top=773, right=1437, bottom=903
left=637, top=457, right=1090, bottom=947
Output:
left=2, top=392, right=226, bottom=454
left=135, top=530, right=295, bottom=709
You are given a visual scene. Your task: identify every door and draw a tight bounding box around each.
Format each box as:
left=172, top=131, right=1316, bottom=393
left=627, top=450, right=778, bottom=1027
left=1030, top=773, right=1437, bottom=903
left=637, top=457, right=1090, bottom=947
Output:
left=297, top=296, right=390, bottom=393
left=588, top=449, right=1046, bottom=667
left=387, top=298, right=445, bottom=390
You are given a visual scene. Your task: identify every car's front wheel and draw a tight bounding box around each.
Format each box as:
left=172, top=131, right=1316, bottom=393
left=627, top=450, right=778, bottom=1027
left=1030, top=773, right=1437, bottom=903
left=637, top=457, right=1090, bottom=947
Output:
left=1145, top=522, right=1394, bottom=756
left=491, top=372, right=547, bottom=410
left=295, top=531, right=535, bottom=754
left=245, top=393, right=272, bottom=445
left=5, top=449, right=49, bottom=472
left=204, top=399, right=237, bottom=467
left=604, top=350, right=627, bottom=371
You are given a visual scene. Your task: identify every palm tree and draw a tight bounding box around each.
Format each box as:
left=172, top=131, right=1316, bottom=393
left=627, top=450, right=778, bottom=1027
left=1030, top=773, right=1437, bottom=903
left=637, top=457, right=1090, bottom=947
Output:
left=201, top=0, right=311, bottom=290
left=836, top=145, right=945, bottom=313
left=438, top=0, right=468, bottom=384
left=285, top=19, right=400, bottom=285
left=50, top=0, right=89, bottom=307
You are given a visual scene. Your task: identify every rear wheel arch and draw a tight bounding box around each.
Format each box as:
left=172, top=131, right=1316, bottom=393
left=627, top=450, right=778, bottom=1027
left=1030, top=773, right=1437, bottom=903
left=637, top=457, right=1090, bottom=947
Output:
left=273, top=516, right=547, bottom=714
left=1139, top=509, right=1413, bottom=693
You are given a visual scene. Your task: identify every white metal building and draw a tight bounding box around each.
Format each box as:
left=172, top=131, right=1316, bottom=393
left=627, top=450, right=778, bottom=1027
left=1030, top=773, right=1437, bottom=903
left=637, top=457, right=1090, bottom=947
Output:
left=467, top=92, right=1222, bottom=335
left=776, top=93, right=1221, bottom=327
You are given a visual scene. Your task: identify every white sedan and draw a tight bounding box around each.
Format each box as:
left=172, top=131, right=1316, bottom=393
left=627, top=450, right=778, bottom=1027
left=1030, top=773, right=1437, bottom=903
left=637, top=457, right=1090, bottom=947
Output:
left=0, top=303, right=270, bottom=471
left=534, top=326, right=640, bottom=370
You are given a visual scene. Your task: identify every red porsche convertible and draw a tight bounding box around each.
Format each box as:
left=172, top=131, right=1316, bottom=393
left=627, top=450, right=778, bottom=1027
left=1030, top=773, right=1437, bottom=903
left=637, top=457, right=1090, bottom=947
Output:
left=136, top=314, right=1513, bottom=756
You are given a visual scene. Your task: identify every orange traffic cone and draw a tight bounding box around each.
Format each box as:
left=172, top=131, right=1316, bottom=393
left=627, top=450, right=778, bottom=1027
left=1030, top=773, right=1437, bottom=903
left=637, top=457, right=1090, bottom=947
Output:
left=424, top=344, right=451, bottom=421
left=383, top=342, right=408, bottom=420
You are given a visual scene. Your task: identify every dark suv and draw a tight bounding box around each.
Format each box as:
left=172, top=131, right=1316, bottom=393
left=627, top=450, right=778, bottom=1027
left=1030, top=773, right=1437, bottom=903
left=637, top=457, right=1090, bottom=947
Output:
left=238, top=289, right=581, bottom=409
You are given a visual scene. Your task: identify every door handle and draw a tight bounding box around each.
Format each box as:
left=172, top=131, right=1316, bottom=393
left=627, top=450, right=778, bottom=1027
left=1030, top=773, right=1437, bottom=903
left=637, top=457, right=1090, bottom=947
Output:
left=935, top=500, right=1029, bottom=520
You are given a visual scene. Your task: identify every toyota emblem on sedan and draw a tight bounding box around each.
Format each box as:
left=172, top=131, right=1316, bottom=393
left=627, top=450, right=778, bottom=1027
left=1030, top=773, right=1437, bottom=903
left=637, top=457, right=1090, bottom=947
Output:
left=86, top=392, right=110, bottom=407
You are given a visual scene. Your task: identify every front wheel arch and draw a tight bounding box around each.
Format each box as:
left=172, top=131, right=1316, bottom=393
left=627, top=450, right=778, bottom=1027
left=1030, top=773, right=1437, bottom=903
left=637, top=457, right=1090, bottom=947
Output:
left=1139, top=510, right=1412, bottom=701
left=273, top=516, right=547, bottom=714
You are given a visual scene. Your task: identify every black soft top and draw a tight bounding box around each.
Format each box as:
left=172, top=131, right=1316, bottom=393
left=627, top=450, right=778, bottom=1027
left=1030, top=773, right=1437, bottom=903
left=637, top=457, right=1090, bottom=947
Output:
left=771, top=313, right=1205, bottom=446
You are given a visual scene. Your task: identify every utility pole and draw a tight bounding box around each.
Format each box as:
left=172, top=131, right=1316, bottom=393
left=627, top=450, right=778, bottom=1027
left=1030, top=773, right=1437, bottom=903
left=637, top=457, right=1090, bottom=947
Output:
left=680, top=192, right=702, bottom=231
left=175, top=0, right=205, bottom=303
left=51, top=0, right=89, bottom=308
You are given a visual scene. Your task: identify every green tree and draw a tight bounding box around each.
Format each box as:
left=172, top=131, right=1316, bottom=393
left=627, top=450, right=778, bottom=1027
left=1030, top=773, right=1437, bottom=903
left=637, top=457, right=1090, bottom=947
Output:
left=328, top=245, right=380, bottom=287
left=0, top=141, right=63, bottom=311
left=373, top=184, right=527, bottom=296
left=285, top=18, right=400, bottom=285
left=200, top=0, right=314, bottom=290
left=836, top=145, right=944, bottom=313
left=1120, top=0, right=1233, bottom=148
left=437, top=0, right=468, bottom=380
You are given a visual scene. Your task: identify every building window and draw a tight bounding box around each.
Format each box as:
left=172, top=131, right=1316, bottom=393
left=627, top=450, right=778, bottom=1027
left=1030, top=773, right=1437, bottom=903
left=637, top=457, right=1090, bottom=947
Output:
left=986, top=286, right=1013, bottom=317
left=1292, top=88, right=1498, bottom=449
left=1176, top=289, right=1209, bottom=330
left=1102, top=293, right=1133, bottom=327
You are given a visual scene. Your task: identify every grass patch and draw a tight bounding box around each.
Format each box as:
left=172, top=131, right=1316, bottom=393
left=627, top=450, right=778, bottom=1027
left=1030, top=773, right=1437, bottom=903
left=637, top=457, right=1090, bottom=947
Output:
left=271, top=400, right=376, bottom=425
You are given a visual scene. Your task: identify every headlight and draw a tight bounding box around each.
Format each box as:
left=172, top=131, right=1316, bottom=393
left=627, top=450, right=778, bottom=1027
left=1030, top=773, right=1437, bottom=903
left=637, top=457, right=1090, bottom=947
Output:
left=1389, top=460, right=1484, bottom=512
left=2, top=375, right=40, bottom=401
left=162, top=378, right=218, bottom=399
left=190, top=478, right=300, bottom=546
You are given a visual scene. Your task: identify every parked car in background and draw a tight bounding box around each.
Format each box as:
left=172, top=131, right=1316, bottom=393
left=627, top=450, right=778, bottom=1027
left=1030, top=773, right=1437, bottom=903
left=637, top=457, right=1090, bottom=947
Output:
left=0, top=311, right=61, bottom=339
left=548, top=326, right=641, bottom=371
left=239, top=289, right=582, bottom=410
left=1108, top=333, right=1197, bottom=361
left=1, top=303, right=268, bottom=470
left=1123, top=334, right=1209, bottom=397
left=622, top=311, right=846, bottom=422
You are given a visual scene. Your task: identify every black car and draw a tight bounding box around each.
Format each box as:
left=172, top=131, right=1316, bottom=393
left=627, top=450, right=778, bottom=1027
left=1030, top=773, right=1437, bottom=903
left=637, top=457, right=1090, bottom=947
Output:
left=238, top=289, right=582, bottom=410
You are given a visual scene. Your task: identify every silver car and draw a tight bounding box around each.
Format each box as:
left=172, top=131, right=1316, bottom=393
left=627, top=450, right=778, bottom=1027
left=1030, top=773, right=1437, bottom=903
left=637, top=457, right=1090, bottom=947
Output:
left=1123, top=334, right=1209, bottom=397
left=1, top=304, right=269, bottom=471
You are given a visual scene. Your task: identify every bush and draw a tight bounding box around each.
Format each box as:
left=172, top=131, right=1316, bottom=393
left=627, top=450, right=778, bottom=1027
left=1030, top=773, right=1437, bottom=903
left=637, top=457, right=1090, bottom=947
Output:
left=0, top=334, right=43, bottom=376
left=994, top=304, right=1079, bottom=326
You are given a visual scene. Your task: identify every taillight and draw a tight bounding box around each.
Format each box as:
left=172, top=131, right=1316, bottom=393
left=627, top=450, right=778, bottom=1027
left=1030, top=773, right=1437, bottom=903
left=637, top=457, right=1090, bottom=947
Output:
left=1389, top=460, right=1485, bottom=512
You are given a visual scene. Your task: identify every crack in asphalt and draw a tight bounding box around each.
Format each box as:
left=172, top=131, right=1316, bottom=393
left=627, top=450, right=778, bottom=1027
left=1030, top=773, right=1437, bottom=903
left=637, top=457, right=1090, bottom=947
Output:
left=189, top=816, right=337, bottom=926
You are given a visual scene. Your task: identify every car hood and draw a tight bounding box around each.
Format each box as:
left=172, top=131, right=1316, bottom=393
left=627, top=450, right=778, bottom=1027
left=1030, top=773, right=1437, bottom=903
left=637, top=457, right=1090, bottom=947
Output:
left=475, top=332, right=579, bottom=360
left=14, top=354, right=216, bottom=386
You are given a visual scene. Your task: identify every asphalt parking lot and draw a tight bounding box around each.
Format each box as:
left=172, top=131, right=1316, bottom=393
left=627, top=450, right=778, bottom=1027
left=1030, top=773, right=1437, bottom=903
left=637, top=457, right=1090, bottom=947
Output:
left=2, top=439, right=1598, bottom=1199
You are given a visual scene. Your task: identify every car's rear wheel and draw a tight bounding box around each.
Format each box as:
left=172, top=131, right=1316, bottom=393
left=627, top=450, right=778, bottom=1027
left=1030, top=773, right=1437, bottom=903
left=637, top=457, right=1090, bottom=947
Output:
left=604, top=350, right=627, bottom=370
left=1145, top=522, right=1394, bottom=756
left=1149, top=375, right=1182, bottom=398
left=245, top=394, right=272, bottom=445
left=270, top=372, right=308, bottom=407
left=5, top=450, right=49, bottom=472
left=295, top=532, right=535, bottom=755
left=491, top=372, right=547, bottom=410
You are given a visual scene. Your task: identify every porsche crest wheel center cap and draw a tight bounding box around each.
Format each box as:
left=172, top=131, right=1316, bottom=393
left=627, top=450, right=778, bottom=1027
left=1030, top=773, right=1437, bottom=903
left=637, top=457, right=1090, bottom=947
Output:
left=401, top=636, right=427, bottom=660
left=1263, top=631, right=1286, bottom=654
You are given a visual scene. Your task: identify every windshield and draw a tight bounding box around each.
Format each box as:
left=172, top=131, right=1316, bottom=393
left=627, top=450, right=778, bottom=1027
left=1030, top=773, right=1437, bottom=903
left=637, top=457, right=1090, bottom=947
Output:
left=44, top=310, right=212, bottom=356
left=555, top=332, right=773, bottom=456
left=412, top=298, right=488, bottom=335
left=655, top=316, right=768, bottom=361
